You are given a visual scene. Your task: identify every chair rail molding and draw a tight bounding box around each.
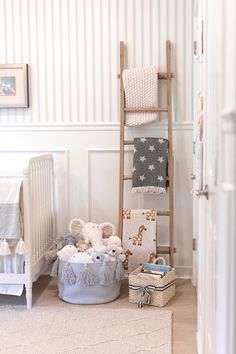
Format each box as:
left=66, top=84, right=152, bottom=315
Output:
left=0, top=121, right=193, bottom=132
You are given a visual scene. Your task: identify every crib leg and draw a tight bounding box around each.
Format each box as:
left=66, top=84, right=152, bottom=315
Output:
left=26, top=284, right=32, bottom=309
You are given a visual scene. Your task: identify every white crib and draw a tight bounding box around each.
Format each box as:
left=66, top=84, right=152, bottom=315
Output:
left=0, top=153, right=55, bottom=309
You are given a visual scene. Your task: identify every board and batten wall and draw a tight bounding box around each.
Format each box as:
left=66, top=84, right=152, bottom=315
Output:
left=0, top=0, right=194, bottom=278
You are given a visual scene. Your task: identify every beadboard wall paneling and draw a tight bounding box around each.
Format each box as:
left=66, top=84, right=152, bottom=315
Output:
left=0, top=0, right=194, bottom=125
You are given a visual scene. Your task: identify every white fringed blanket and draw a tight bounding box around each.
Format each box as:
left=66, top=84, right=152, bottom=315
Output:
left=122, top=67, right=159, bottom=126
left=122, top=209, right=157, bottom=273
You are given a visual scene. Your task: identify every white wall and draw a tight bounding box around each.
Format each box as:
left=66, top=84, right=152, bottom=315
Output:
left=0, top=123, right=193, bottom=277
left=0, top=0, right=194, bottom=277
left=0, top=0, right=193, bottom=124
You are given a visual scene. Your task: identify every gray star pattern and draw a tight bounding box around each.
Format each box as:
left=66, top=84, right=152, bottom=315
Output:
left=132, top=137, right=168, bottom=189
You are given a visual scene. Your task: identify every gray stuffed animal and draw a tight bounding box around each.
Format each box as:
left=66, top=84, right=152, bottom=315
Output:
left=57, top=235, right=78, bottom=249
left=45, top=234, right=79, bottom=265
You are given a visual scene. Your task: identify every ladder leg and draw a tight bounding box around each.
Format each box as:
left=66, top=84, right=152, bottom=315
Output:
left=166, top=40, right=174, bottom=267
left=118, top=41, right=125, bottom=239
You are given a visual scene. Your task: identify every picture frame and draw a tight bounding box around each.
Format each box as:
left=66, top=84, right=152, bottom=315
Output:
left=0, top=64, right=29, bottom=108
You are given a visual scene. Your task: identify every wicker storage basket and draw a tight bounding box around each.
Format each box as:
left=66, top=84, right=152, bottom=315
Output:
left=129, top=263, right=175, bottom=308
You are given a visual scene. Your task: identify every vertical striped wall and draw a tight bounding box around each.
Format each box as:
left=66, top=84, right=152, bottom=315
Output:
left=0, top=0, right=193, bottom=125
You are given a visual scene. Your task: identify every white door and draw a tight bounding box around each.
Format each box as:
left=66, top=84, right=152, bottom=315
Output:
left=215, top=0, right=236, bottom=351
left=192, top=0, right=210, bottom=348
left=193, top=0, right=217, bottom=352
left=195, top=0, right=236, bottom=353
left=192, top=0, right=204, bottom=288
left=197, top=6, right=218, bottom=349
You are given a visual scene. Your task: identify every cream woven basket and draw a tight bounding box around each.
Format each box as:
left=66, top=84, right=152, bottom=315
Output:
left=129, top=259, right=175, bottom=308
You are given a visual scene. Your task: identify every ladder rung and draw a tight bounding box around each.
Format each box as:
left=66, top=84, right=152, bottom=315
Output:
left=158, top=72, right=174, bottom=79
left=123, top=175, right=169, bottom=182
left=117, top=72, right=174, bottom=80
left=124, top=107, right=168, bottom=113
left=124, top=140, right=134, bottom=145
left=157, top=210, right=170, bottom=216
left=156, top=246, right=177, bottom=254
left=123, top=175, right=132, bottom=180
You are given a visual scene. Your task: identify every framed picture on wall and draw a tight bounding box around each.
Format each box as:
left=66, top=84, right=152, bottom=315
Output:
left=0, top=64, right=29, bottom=108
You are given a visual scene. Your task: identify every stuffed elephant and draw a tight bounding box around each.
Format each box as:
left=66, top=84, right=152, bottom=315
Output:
left=69, top=218, right=116, bottom=248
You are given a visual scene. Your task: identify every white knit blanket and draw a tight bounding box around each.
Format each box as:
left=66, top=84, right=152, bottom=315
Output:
left=122, top=67, right=159, bottom=126
left=122, top=209, right=157, bottom=273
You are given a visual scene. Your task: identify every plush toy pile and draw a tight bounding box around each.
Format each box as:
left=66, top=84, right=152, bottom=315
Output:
left=45, top=218, right=125, bottom=286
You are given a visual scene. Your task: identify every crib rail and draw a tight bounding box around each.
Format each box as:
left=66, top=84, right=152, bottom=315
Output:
left=23, top=154, right=55, bottom=266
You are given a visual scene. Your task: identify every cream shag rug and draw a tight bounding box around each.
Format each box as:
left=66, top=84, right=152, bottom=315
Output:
left=0, top=304, right=172, bottom=354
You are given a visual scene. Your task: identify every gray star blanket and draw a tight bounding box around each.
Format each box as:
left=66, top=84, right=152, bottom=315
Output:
left=132, top=137, right=168, bottom=194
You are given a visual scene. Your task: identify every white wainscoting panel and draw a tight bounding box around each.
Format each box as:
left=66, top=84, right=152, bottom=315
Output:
left=0, top=123, right=193, bottom=277
left=0, top=0, right=193, bottom=125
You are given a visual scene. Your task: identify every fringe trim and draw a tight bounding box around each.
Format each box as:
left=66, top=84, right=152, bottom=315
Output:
left=0, top=239, right=11, bottom=256
left=77, top=264, right=97, bottom=286
left=115, top=261, right=125, bottom=282
left=99, top=262, right=113, bottom=285
left=15, top=238, right=27, bottom=255
left=61, top=262, right=76, bottom=285
left=132, top=186, right=166, bottom=195
left=51, top=258, right=59, bottom=278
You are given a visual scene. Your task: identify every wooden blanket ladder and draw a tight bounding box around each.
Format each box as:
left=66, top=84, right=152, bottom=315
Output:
left=118, top=40, right=176, bottom=267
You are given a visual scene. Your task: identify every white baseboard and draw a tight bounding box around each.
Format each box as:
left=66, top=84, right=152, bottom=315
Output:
left=175, top=266, right=193, bottom=279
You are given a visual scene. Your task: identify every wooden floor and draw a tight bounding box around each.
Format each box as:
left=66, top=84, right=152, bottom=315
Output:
left=0, top=277, right=197, bottom=354
left=166, top=279, right=198, bottom=354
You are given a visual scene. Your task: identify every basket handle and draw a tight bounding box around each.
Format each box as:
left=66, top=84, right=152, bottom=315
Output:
left=152, top=257, right=166, bottom=265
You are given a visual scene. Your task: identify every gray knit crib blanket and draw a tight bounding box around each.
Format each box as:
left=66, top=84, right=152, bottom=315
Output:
left=132, top=137, right=168, bottom=194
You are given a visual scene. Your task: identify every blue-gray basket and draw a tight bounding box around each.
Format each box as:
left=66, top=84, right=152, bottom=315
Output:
left=58, top=260, right=122, bottom=304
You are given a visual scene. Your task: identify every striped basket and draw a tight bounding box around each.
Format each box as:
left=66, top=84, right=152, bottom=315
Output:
left=129, top=263, right=175, bottom=308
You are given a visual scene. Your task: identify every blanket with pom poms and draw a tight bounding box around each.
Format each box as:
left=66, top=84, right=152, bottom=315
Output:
left=0, top=238, right=27, bottom=296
